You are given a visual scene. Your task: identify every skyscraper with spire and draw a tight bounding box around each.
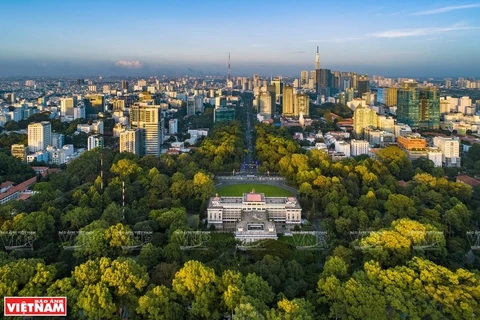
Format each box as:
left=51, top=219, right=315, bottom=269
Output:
left=315, top=46, right=321, bottom=102
left=226, top=53, right=233, bottom=91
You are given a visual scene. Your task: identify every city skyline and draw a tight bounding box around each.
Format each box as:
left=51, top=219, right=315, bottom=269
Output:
left=1, top=0, right=480, bottom=77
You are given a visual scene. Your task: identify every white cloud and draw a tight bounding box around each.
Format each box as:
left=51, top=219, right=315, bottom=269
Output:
left=370, top=24, right=480, bottom=38
left=412, top=4, right=480, bottom=15
left=115, top=60, right=144, bottom=68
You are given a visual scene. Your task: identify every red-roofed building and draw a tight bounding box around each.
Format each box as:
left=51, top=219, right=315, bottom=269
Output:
left=0, top=181, right=14, bottom=193
left=456, top=175, right=480, bottom=188
left=246, top=193, right=263, bottom=202
left=0, top=176, right=37, bottom=205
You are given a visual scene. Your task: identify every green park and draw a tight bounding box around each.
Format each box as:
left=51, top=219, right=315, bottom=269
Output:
left=215, top=183, right=293, bottom=197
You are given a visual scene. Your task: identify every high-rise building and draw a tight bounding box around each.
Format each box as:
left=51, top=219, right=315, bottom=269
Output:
left=87, top=135, right=104, bottom=151
left=51, top=133, right=65, bottom=148
left=397, top=81, right=419, bottom=128
left=418, top=88, right=440, bottom=129
left=169, top=119, right=178, bottom=134
left=266, top=85, right=276, bottom=111
left=253, top=74, right=260, bottom=88
left=310, top=71, right=316, bottom=84
left=331, top=71, right=341, bottom=91
left=319, top=69, right=332, bottom=88
left=28, top=122, right=51, bottom=152
left=354, top=106, right=378, bottom=138
left=294, top=94, right=309, bottom=117
left=385, top=88, right=398, bottom=107
left=187, top=97, right=195, bottom=115
left=271, top=78, right=283, bottom=99
left=129, top=105, right=163, bottom=156
left=282, top=85, right=294, bottom=115
left=120, top=129, right=142, bottom=155
left=356, top=75, right=369, bottom=98
left=195, top=96, right=204, bottom=113
left=397, top=82, right=440, bottom=129
left=112, top=99, right=126, bottom=111
left=440, top=98, right=451, bottom=115
left=433, top=136, right=460, bottom=167
left=300, top=71, right=309, bottom=85
left=259, top=92, right=272, bottom=119
left=11, top=144, right=27, bottom=163
left=83, top=95, right=104, bottom=118
left=121, top=80, right=129, bottom=91
left=345, top=88, right=354, bottom=104
left=74, top=105, right=86, bottom=120
left=60, top=97, right=76, bottom=117
left=315, top=46, right=321, bottom=99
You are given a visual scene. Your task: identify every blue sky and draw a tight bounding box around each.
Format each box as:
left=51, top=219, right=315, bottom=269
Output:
left=1, top=0, right=480, bottom=77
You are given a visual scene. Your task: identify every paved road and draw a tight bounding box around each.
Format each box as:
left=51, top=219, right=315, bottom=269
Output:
left=245, top=104, right=253, bottom=164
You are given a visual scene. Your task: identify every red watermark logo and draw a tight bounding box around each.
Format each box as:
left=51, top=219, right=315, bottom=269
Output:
left=4, top=297, right=67, bottom=317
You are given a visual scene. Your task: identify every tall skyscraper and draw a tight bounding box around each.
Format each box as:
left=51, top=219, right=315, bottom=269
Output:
left=121, top=80, right=129, bottom=91
left=259, top=92, right=272, bottom=119
left=271, top=78, right=283, bottom=98
left=253, top=74, right=260, bottom=88
left=266, top=84, right=276, bottom=111
left=28, top=121, right=51, bottom=152
left=294, top=94, right=309, bottom=117
left=397, top=86, right=419, bottom=128
left=319, top=69, right=332, bottom=88
left=357, top=75, right=369, bottom=98
left=418, top=88, right=440, bottom=129
left=129, top=105, right=163, bottom=156
left=300, top=71, right=309, bottom=85
left=315, top=46, right=321, bottom=99
left=226, top=53, right=233, bottom=90
left=282, top=85, right=294, bottom=115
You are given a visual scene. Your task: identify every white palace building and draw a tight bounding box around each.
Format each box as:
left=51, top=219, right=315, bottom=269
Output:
left=207, top=190, right=302, bottom=243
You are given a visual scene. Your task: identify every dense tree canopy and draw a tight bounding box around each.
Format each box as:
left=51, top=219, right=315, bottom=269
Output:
left=0, top=105, right=479, bottom=318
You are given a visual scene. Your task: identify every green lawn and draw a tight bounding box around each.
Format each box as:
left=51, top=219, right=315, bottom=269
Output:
left=216, top=184, right=292, bottom=197
left=278, top=234, right=317, bottom=246
left=209, top=233, right=234, bottom=242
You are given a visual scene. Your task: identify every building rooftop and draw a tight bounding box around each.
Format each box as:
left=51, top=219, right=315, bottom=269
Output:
left=245, top=193, right=263, bottom=202
left=456, top=175, right=480, bottom=188
left=235, top=211, right=277, bottom=236
left=0, top=181, right=14, bottom=189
